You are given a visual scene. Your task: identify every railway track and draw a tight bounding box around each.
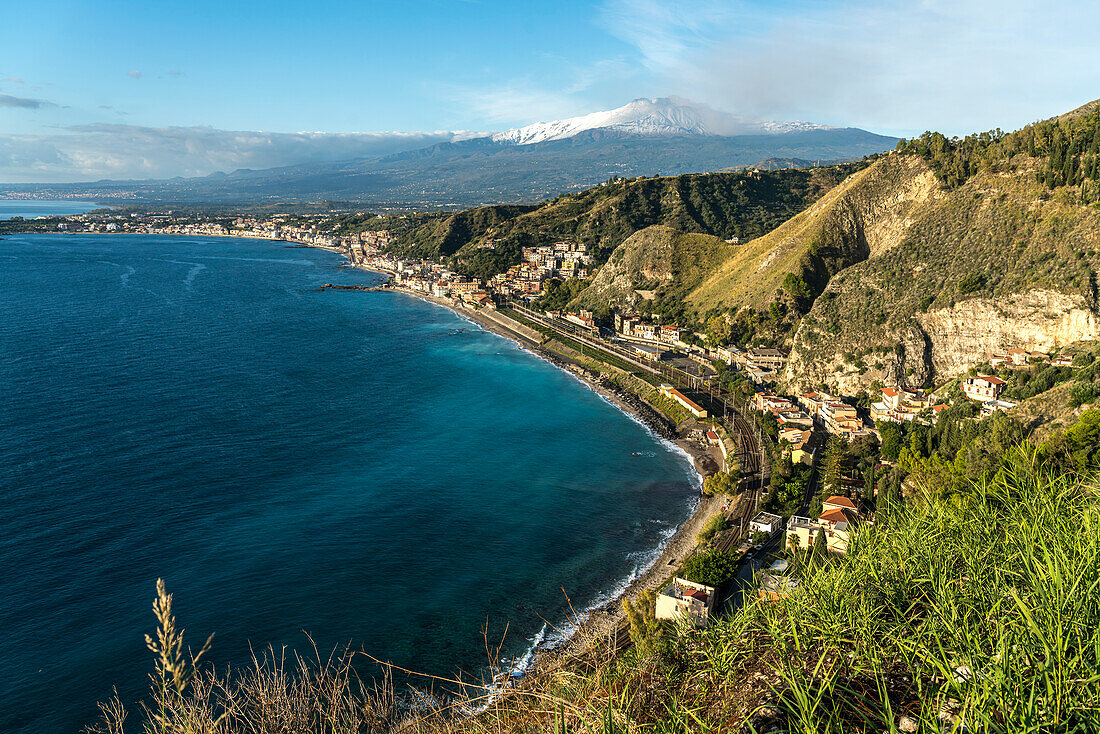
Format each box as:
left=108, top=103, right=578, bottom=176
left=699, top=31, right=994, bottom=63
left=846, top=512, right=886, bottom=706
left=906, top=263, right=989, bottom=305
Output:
left=505, top=302, right=767, bottom=483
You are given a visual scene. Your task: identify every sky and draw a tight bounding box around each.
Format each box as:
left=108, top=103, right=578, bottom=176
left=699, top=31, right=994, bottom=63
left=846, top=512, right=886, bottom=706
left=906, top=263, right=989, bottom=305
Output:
left=2, top=0, right=1100, bottom=182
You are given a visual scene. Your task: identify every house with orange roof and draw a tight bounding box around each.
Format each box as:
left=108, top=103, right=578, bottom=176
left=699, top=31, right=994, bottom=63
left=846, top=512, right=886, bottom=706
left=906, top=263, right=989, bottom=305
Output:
left=822, top=495, right=858, bottom=512
left=656, top=577, right=716, bottom=627
left=990, top=348, right=1048, bottom=368
left=786, top=497, right=864, bottom=555
left=962, top=375, right=1006, bottom=402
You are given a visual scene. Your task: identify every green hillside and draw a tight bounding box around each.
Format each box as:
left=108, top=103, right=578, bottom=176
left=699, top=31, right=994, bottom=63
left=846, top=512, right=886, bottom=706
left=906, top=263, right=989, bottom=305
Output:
left=574, top=225, right=736, bottom=316
left=688, top=154, right=940, bottom=315
left=349, top=164, right=863, bottom=280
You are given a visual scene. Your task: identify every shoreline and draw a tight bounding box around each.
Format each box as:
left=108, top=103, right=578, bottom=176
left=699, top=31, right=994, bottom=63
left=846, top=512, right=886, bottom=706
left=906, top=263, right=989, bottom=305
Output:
left=336, top=260, right=725, bottom=677
left=10, top=229, right=725, bottom=688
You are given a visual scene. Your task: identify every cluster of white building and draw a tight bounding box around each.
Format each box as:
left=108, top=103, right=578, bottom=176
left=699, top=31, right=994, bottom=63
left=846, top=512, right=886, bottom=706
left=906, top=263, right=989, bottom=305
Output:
left=521, top=241, right=591, bottom=279
left=488, top=241, right=592, bottom=299
left=226, top=217, right=350, bottom=248
left=378, top=258, right=492, bottom=306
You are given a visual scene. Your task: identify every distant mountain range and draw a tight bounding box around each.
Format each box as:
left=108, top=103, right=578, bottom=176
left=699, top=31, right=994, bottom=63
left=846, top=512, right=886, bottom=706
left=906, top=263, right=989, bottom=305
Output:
left=0, top=98, right=898, bottom=207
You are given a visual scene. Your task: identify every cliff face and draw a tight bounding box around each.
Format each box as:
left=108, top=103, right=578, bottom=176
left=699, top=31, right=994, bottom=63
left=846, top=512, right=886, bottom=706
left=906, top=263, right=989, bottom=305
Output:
left=917, top=290, right=1100, bottom=377
left=786, top=154, right=1100, bottom=393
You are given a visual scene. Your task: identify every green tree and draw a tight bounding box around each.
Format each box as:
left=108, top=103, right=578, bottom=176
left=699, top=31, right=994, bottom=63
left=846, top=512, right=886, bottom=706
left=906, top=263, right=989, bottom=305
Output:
left=1041, top=409, right=1100, bottom=471
left=878, top=422, right=904, bottom=461
left=823, top=434, right=846, bottom=494
left=811, top=529, right=829, bottom=565
left=703, top=471, right=734, bottom=496
left=623, top=590, right=666, bottom=657
left=680, top=549, right=739, bottom=587
left=705, top=314, right=732, bottom=345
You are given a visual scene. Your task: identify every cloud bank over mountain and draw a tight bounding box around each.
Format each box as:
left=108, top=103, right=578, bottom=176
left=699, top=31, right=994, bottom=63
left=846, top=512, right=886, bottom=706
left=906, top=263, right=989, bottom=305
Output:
left=0, top=125, right=482, bottom=183
left=0, top=98, right=846, bottom=183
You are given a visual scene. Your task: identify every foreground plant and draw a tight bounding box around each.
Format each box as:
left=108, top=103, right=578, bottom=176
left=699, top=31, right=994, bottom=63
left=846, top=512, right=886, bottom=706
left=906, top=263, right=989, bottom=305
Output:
left=88, top=580, right=400, bottom=734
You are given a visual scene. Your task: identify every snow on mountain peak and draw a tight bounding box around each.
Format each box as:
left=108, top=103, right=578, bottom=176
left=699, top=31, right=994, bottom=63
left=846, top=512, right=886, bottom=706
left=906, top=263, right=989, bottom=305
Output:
left=491, top=98, right=834, bottom=145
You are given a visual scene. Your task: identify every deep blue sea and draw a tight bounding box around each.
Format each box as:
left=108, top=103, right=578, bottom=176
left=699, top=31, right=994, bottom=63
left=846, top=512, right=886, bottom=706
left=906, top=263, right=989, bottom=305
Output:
left=0, top=199, right=104, bottom=220
left=0, top=234, right=698, bottom=732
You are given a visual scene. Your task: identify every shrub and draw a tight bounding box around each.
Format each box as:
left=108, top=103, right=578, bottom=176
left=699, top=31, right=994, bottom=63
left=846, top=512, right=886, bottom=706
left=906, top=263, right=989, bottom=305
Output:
left=703, top=471, right=735, bottom=496
left=697, top=513, right=728, bottom=543
left=958, top=272, right=985, bottom=294
left=1069, top=383, right=1098, bottom=408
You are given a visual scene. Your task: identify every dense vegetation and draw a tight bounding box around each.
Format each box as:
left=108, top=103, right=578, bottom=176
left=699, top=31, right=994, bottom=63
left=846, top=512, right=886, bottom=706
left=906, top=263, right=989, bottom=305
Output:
left=897, top=100, right=1100, bottom=200
left=340, top=164, right=862, bottom=281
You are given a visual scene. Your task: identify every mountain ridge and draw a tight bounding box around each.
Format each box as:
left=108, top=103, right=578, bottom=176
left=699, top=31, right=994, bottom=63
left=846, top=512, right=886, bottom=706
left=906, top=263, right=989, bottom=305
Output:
left=491, top=97, right=832, bottom=145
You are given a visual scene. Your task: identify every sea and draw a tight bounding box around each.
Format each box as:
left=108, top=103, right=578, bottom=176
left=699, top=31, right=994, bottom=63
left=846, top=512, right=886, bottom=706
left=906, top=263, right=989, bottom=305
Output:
left=0, top=199, right=104, bottom=220
left=0, top=233, right=699, bottom=732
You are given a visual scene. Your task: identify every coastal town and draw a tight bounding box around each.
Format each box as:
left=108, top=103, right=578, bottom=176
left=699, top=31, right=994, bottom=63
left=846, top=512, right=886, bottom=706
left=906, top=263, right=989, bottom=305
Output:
left=8, top=205, right=1086, bottom=631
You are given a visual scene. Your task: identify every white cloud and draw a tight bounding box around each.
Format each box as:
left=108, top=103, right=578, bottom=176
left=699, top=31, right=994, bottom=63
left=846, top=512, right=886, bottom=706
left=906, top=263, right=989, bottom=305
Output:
left=599, top=0, right=1100, bottom=135
left=0, top=93, right=56, bottom=109
left=454, top=84, right=587, bottom=126
left=0, top=124, right=487, bottom=183
left=127, top=70, right=143, bottom=79
left=598, top=0, right=738, bottom=71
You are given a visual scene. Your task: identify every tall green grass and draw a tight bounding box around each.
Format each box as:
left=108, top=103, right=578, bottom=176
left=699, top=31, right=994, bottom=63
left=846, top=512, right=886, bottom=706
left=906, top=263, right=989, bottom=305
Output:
left=691, top=447, right=1100, bottom=732
left=96, top=449, right=1100, bottom=733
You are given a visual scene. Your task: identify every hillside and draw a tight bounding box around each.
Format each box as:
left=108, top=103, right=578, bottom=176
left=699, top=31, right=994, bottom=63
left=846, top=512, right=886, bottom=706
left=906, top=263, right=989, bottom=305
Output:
left=372, top=164, right=863, bottom=280
left=574, top=225, right=735, bottom=309
left=688, top=154, right=940, bottom=315
left=786, top=152, right=1100, bottom=393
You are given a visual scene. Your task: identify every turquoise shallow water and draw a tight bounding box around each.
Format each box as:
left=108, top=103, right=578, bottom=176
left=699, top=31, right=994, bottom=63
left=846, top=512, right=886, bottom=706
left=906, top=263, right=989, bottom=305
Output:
left=0, top=234, right=698, bottom=732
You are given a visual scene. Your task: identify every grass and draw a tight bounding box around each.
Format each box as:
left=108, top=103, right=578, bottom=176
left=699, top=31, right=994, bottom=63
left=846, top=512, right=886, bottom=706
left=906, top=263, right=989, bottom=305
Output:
left=454, top=447, right=1100, bottom=733
left=92, top=449, right=1100, bottom=733
left=689, top=156, right=934, bottom=314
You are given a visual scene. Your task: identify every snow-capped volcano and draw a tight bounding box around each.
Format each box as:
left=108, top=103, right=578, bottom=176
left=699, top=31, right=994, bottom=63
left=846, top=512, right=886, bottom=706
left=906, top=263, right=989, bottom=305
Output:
left=491, top=97, right=834, bottom=145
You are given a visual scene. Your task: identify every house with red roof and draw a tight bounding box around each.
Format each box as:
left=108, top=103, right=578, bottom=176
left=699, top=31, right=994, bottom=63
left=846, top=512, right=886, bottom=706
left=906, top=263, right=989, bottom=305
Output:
left=962, top=375, right=1006, bottom=402
left=786, top=495, right=865, bottom=555
left=656, top=577, right=716, bottom=627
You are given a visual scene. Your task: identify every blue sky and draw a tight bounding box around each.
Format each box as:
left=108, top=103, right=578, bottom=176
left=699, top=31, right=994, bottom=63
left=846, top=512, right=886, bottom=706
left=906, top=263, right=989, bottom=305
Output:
left=3, top=0, right=1100, bottom=181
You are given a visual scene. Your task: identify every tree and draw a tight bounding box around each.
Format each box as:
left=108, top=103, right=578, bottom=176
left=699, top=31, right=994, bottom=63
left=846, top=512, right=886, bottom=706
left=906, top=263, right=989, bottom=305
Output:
left=823, top=434, right=847, bottom=494
left=879, top=422, right=904, bottom=461
left=623, top=590, right=666, bottom=657
left=703, top=471, right=734, bottom=496
left=958, top=272, right=985, bottom=295
left=781, top=272, right=813, bottom=313
left=811, top=529, right=829, bottom=565
left=680, top=549, right=739, bottom=587
left=705, top=314, right=732, bottom=345
left=1041, top=409, right=1100, bottom=471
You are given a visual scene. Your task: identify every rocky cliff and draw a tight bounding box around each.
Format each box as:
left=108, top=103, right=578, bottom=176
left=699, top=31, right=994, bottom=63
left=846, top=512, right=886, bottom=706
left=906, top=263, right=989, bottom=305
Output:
left=786, top=154, right=1100, bottom=393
